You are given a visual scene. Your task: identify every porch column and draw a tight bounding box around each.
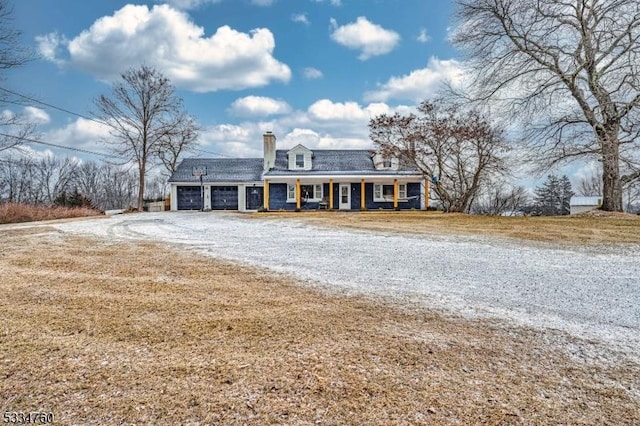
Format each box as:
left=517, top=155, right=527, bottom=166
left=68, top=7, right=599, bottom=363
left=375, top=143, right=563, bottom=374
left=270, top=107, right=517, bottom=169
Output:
left=296, top=179, right=301, bottom=211
left=329, top=179, right=334, bottom=210
left=360, top=179, right=366, bottom=210
left=393, top=179, right=399, bottom=210
left=264, top=179, right=269, bottom=211
left=424, top=178, right=430, bottom=210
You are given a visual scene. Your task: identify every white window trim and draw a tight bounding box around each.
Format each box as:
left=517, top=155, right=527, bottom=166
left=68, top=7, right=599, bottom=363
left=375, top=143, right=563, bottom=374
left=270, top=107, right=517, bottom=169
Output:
left=287, top=183, right=323, bottom=202
left=295, top=154, right=305, bottom=169
left=287, top=184, right=296, bottom=201
left=373, top=183, right=407, bottom=202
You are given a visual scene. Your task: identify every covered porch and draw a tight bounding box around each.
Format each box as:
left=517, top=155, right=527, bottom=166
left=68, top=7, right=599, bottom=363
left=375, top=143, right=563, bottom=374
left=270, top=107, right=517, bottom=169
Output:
left=263, top=177, right=430, bottom=211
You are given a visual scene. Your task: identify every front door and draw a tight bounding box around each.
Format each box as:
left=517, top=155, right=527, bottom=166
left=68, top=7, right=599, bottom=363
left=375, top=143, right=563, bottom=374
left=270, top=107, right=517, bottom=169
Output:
left=245, top=186, right=264, bottom=210
left=339, top=183, right=351, bottom=210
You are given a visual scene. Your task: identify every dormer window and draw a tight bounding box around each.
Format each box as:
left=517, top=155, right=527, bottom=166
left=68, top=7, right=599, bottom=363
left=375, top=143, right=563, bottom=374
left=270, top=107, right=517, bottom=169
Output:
left=373, top=152, right=399, bottom=170
left=287, top=144, right=313, bottom=170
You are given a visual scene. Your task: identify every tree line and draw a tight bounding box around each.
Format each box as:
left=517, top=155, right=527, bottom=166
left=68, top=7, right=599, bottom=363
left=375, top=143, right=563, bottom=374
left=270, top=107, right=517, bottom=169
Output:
left=0, top=156, right=168, bottom=211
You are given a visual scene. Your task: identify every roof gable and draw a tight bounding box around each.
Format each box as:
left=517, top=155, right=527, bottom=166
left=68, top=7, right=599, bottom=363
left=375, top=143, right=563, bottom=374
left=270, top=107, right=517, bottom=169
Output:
left=286, top=144, right=313, bottom=154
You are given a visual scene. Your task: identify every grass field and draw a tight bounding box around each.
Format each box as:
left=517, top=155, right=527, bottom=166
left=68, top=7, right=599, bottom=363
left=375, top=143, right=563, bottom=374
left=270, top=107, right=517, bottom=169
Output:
left=253, top=210, right=640, bottom=245
left=1, top=225, right=638, bottom=424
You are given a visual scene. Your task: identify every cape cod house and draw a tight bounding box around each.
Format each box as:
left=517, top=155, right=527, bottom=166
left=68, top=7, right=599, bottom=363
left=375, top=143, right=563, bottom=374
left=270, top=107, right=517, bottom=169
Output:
left=168, top=132, right=429, bottom=212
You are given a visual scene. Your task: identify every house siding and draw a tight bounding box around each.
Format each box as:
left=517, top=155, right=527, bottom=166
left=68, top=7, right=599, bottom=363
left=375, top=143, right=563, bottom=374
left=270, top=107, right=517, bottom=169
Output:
left=363, top=182, right=421, bottom=210
left=267, top=183, right=294, bottom=211
left=268, top=181, right=422, bottom=211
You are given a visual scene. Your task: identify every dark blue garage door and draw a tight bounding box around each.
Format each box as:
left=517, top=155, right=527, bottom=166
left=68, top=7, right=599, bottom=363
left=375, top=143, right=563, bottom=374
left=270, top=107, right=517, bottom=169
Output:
left=211, top=186, right=238, bottom=210
left=177, top=186, right=202, bottom=210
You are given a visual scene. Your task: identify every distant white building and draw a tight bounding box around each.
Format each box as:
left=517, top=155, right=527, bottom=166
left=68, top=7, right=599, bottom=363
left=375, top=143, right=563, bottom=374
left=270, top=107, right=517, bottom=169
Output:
left=570, top=196, right=602, bottom=215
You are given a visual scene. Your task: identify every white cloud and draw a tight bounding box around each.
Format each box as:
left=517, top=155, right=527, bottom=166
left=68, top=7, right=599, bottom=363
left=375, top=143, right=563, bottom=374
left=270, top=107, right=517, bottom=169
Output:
left=23, top=107, right=51, bottom=124
left=417, top=28, right=430, bottom=43
left=159, top=0, right=272, bottom=8
left=308, top=99, right=371, bottom=121
left=280, top=128, right=368, bottom=150
left=302, top=67, right=323, bottom=79
left=157, top=0, right=221, bottom=9
left=307, top=99, right=407, bottom=123
left=35, top=32, right=68, bottom=65
left=228, top=96, right=292, bottom=117
left=292, top=13, right=310, bottom=25
left=364, top=57, right=464, bottom=102
left=281, top=128, right=321, bottom=148
left=330, top=16, right=400, bottom=60
left=45, top=118, right=111, bottom=146
left=198, top=124, right=263, bottom=157
left=190, top=98, right=415, bottom=157
left=39, top=4, right=291, bottom=92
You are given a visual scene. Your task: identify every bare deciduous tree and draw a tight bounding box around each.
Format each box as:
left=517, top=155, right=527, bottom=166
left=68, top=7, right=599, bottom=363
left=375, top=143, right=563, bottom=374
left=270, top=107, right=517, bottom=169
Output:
left=370, top=99, right=508, bottom=213
left=578, top=168, right=640, bottom=212
left=94, top=65, right=198, bottom=211
left=157, top=113, right=199, bottom=175
left=0, top=0, right=31, bottom=72
left=0, top=156, right=138, bottom=210
left=453, top=0, right=640, bottom=212
left=35, top=156, right=79, bottom=204
left=472, top=184, right=529, bottom=215
left=0, top=0, right=37, bottom=153
left=577, top=172, right=603, bottom=197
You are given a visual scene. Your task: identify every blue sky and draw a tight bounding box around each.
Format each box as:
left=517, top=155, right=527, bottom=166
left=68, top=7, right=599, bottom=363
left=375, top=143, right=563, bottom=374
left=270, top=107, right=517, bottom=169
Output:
left=6, top=0, right=464, bottom=161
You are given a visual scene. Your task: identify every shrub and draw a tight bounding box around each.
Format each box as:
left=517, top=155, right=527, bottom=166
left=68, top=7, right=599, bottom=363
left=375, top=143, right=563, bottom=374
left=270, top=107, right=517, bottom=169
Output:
left=0, top=203, right=103, bottom=224
left=54, top=189, right=95, bottom=209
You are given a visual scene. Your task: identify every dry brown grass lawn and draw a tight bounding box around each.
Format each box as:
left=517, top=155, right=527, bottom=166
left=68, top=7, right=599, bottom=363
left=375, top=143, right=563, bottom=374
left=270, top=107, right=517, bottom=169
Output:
left=253, top=210, right=640, bottom=245
left=0, top=227, right=638, bottom=424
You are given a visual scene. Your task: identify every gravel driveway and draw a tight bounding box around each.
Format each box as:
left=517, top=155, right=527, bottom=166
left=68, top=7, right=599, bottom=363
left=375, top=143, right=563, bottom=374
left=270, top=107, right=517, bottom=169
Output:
left=54, top=211, right=640, bottom=359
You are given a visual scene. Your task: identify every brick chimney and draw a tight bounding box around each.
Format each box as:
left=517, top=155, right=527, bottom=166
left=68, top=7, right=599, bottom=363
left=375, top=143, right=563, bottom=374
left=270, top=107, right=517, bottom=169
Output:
left=263, top=131, right=276, bottom=171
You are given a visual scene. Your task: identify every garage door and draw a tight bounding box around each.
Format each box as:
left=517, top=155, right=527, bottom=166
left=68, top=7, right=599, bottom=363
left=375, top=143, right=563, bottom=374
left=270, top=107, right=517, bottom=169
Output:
left=211, top=186, right=238, bottom=210
left=177, top=186, right=202, bottom=210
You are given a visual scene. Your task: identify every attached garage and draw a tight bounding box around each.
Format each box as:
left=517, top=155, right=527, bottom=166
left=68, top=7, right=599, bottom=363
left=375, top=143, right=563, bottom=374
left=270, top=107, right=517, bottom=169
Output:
left=169, top=158, right=264, bottom=211
left=211, top=186, right=238, bottom=210
left=176, top=186, right=202, bottom=210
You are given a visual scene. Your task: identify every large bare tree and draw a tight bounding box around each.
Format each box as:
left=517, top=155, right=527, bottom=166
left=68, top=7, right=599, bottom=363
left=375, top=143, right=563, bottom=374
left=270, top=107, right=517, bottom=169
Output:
left=94, top=65, right=198, bottom=211
left=453, top=0, right=640, bottom=211
left=370, top=100, right=508, bottom=213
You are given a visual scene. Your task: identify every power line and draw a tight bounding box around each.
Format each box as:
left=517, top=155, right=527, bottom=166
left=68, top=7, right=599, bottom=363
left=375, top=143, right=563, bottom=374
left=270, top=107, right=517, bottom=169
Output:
left=1, top=86, right=234, bottom=159
left=192, top=147, right=233, bottom=158
left=0, top=86, right=105, bottom=125
left=0, top=132, right=120, bottom=159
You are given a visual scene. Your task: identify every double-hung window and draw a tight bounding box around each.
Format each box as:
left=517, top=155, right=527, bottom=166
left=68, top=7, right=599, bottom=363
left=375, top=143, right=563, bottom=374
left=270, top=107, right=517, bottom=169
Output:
left=287, top=183, right=323, bottom=202
left=373, top=183, right=407, bottom=202
left=295, top=154, right=305, bottom=168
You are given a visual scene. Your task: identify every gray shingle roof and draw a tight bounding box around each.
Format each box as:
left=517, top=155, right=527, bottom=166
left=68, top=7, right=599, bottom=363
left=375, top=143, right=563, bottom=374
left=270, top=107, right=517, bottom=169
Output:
left=169, top=150, right=422, bottom=183
left=168, top=158, right=263, bottom=183
left=264, top=150, right=420, bottom=176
